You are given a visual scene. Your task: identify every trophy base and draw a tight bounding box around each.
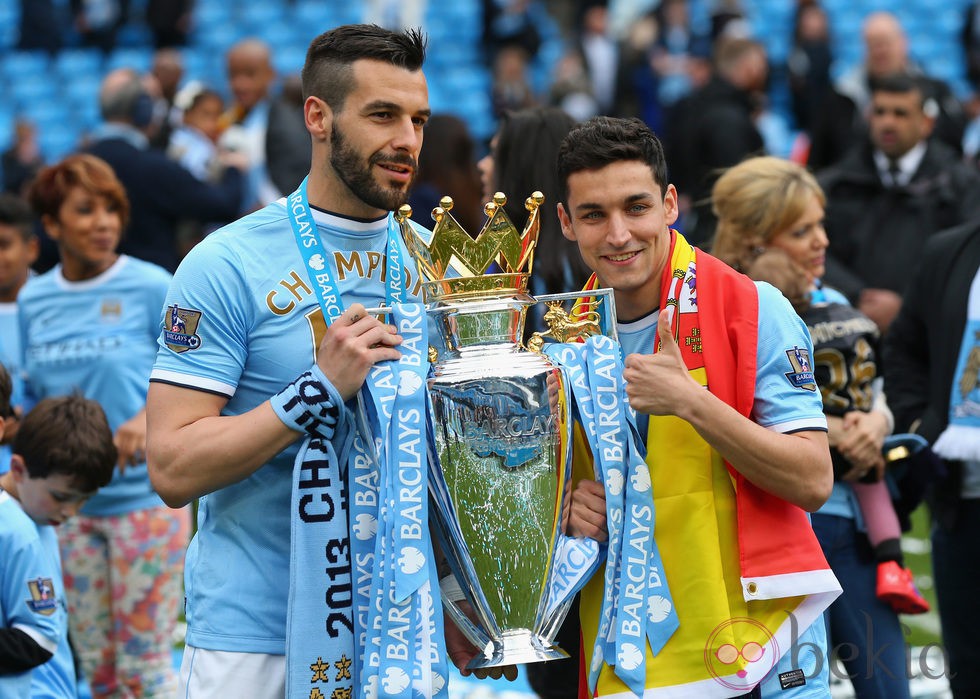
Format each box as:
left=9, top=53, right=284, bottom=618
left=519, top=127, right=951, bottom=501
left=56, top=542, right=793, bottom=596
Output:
left=467, top=629, right=569, bottom=670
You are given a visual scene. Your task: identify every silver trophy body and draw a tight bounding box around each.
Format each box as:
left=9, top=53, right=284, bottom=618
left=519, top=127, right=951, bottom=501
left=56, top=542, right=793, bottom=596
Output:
left=426, top=294, right=573, bottom=669
left=393, top=192, right=615, bottom=670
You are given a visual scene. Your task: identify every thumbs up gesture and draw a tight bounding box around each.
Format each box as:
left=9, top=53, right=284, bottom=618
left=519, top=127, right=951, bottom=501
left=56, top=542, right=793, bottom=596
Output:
left=622, top=307, right=700, bottom=416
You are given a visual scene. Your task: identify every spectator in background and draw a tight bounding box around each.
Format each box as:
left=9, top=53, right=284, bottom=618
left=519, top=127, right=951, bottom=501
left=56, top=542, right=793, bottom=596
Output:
left=22, top=153, right=191, bottom=698
left=549, top=49, right=599, bottom=122
left=149, top=48, right=186, bottom=151
left=70, top=0, right=128, bottom=54
left=575, top=4, right=619, bottom=116
left=664, top=36, right=768, bottom=247
left=788, top=0, right=833, bottom=137
left=478, top=107, right=590, bottom=320
left=818, top=73, right=980, bottom=332
left=16, top=0, right=63, bottom=54
left=265, top=74, right=312, bottom=199
left=409, top=114, right=483, bottom=238
left=86, top=67, right=244, bottom=271
left=809, top=11, right=966, bottom=170
left=167, top=84, right=245, bottom=257
left=146, top=0, right=192, bottom=48
left=490, top=44, right=538, bottom=118
left=168, top=84, right=225, bottom=183
left=482, top=0, right=542, bottom=65
left=0, top=194, right=38, bottom=476
left=884, top=222, right=980, bottom=699
left=652, top=0, right=697, bottom=110
left=612, top=11, right=662, bottom=131
left=2, top=120, right=45, bottom=198
left=218, top=38, right=279, bottom=210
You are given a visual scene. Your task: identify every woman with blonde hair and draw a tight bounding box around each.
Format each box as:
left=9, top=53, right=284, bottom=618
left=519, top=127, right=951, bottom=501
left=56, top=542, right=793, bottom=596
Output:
left=711, top=155, right=925, bottom=699
left=711, top=156, right=826, bottom=279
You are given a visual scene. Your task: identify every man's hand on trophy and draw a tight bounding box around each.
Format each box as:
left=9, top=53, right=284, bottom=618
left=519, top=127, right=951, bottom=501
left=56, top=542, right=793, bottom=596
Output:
left=444, top=605, right=519, bottom=681
left=567, top=479, right=608, bottom=541
left=316, top=303, right=403, bottom=400
left=623, top=307, right=699, bottom=416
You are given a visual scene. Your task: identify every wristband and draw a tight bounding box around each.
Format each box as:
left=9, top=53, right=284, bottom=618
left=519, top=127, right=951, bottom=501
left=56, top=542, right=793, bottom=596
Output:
left=271, top=365, right=345, bottom=440
left=439, top=574, right=467, bottom=604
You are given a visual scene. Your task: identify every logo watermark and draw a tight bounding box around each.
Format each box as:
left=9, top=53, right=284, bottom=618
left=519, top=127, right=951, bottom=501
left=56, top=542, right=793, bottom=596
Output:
left=704, top=611, right=954, bottom=690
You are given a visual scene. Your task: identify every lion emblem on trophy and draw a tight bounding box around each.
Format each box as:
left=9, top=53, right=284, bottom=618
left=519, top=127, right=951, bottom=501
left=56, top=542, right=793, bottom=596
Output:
left=527, top=299, right=603, bottom=351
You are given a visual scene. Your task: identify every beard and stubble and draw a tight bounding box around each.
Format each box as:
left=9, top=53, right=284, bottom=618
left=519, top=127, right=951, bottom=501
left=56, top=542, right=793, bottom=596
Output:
left=329, top=125, right=417, bottom=212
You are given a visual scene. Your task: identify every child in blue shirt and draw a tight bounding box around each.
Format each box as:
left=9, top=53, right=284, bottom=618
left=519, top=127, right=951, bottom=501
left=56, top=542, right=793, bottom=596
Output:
left=0, top=377, right=116, bottom=699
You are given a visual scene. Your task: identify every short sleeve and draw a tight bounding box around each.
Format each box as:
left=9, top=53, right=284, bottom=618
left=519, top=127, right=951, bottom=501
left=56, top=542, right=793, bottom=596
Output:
left=0, top=526, right=63, bottom=656
left=752, top=282, right=828, bottom=433
left=150, top=242, right=251, bottom=397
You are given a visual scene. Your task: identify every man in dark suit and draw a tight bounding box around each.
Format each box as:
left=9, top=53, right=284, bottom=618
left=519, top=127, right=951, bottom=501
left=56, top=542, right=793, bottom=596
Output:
left=884, top=222, right=980, bottom=699
left=818, top=73, right=980, bottom=332
left=85, top=68, right=244, bottom=271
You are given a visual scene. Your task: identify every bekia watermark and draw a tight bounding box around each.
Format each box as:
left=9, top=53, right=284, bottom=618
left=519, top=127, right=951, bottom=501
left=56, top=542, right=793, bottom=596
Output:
left=704, top=612, right=953, bottom=691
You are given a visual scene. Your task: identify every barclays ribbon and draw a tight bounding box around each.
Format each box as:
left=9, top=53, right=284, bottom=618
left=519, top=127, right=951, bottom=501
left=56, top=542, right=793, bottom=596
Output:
left=546, top=335, right=678, bottom=697
left=285, top=178, right=447, bottom=698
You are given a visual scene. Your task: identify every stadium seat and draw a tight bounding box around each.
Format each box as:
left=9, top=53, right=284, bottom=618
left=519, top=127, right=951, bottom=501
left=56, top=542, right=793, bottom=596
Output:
left=54, top=48, right=104, bottom=79
left=105, top=47, right=153, bottom=73
left=0, top=50, right=51, bottom=82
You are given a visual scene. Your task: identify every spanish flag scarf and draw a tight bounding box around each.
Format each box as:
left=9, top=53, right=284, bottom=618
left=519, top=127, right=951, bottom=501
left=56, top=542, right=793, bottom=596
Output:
left=575, top=231, right=840, bottom=697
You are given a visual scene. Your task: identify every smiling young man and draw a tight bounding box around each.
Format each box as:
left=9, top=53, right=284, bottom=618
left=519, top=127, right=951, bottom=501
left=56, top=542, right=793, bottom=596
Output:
left=558, top=117, right=840, bottom=698
left=146, top=24, right=496, bottom=698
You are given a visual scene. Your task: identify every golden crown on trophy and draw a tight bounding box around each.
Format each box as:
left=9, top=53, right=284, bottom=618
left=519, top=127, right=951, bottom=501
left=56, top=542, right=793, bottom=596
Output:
left=394, top=191, right=543, bottom=301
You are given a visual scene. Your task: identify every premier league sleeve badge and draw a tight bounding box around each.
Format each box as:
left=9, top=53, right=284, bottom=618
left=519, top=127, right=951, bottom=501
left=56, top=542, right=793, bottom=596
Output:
left=784, top=346, right=817, bottom=391
left=164, top=304, right=203, bottom=353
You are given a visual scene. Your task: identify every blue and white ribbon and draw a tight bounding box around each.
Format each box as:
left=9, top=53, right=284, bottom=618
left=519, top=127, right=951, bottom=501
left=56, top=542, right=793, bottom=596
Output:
left=546, top=335, right=678, bottom=697
left=285, top=177, right=447, bottom=698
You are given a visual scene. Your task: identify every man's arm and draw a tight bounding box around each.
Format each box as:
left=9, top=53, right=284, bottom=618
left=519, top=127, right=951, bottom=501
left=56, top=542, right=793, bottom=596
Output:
left=146, top=386, right=300, bottom=507
left=147, top=304, right=403, bottom=507
left=623, top=308, right=832, bottom=512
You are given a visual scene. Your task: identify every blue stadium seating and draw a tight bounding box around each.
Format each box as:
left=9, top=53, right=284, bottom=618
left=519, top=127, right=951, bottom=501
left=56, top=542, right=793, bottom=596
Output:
left=4, top=0, right=978, bottom=165
left=0, top=50, right=50, bottom=81
left=54, top=47, right=104, bottom=78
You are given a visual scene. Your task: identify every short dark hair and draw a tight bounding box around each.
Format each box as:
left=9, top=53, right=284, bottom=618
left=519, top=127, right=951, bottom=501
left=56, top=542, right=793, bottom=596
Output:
left=13, top=395, right=117, bottom=493
left=0, top=193, right=35, bottom=242
left=0, top=362, right=12, bottom=420
left=301, top=24, right=427, bottom=111
left=557, top=116, right=669, bottom=202
left=870, top=72, right=926, bottom=105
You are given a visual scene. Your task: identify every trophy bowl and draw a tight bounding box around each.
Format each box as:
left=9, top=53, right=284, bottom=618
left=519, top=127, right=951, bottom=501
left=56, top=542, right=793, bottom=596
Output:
left=426, top=294, right=574, bottom=669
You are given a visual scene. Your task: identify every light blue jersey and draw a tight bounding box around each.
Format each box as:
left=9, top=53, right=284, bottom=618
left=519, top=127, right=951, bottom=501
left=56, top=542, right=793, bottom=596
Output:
left=17, top=256, right=172, bottom=515
left=617, top=281, right=827, bottom=442
left=150, top=201, right=426, bottom=654
left=0, top=302, right=32, bottom=476
left=0, top=490, right=76, bottom=699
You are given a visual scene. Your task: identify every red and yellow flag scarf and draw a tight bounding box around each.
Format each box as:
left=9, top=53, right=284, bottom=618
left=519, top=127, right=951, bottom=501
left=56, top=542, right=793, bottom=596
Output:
left=574, top=231, right=840, bottom=698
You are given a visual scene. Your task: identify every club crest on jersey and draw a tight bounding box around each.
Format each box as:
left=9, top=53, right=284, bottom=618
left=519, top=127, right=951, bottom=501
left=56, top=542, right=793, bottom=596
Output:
left=26, top=577, right=57, bottom=615
left=100, top=298, right=122, bottom=322
left=784, top=346, right=816, bottom=391
left=164, top=304, right=203, bottom=353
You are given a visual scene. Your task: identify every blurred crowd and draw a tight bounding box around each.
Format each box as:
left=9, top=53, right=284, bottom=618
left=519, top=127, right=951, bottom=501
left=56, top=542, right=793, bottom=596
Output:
left=4, top=0, right=980, bottom=273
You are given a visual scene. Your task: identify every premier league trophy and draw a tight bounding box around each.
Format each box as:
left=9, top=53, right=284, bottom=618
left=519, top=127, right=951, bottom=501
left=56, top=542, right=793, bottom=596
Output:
left=393, top=193, right=614, bottom=670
